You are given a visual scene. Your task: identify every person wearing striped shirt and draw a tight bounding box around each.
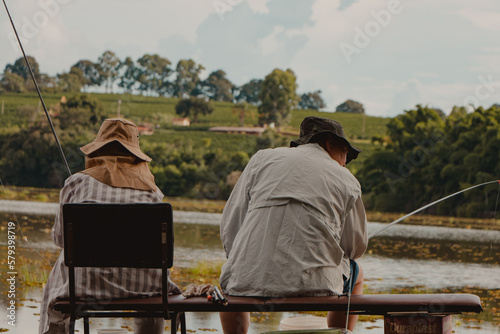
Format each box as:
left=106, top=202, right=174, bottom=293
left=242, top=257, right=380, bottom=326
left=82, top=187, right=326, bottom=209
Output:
left=39, top=119, right=180, bottom=334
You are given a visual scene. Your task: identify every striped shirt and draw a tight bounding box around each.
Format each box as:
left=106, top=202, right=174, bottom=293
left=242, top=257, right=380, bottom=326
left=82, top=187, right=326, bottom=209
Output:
left=39, top=173, right=180, bottom=334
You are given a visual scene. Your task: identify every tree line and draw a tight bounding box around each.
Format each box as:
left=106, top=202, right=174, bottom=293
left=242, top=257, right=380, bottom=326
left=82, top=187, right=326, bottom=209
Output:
left=174, top=69, right=366, bottom=129
left=0, top=93, right=290, bottom=200
left=358, top=104, right=500, bottom=218
left=1, top=92, right=498, bottom=217
left=0, top=51, right=327, bottom=111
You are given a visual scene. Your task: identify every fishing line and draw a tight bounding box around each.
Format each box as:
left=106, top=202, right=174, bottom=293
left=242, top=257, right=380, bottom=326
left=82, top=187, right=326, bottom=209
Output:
left=344, top=289, right=351, bottom=334
left=368, top=180, right=500, bottom=239
left=2, top=0, right=69, bottom=267
left=490, top=183, right=500, bottom=264
left=2, top=0, right=72, bottom=177
left=493, top=181, right=500, bottom=222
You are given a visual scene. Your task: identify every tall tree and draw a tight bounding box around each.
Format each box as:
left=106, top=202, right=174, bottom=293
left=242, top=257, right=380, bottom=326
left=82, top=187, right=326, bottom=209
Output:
left=4, top=56, right=40, bottom=80
left=336, top=99, right=365, bottom=114
left=3, top=56, right=47, bottom=92
left=72, top=60, right=101, bottom=90
left=175, top=96, right=214, bottom=123
left=232, top=102, right=254, bottom=127
left=258, top=68, right=299, bottom=128
left=36, top=73, right=58, bottom=93
left=298, top=90, right=326, bottom=110
left=57, top=67, right=84, bottom=92
left=0, top=121, right=90, bottom=188
left=358, top=104, right=500, bottom=217
left=57, top=94, right=105, bottom=130
left=173, top=59, right=205, bottom=98
left=1, top=72, right=26, bottom=92
left=97, top=50, right=121, bottom=93
left=235, top=79, right=262, bottom=104
left=194, top=70, right=233, bottom=102
left=136, top=54, right=172, bottom=96
left=118, top=57, right=139, bottom=93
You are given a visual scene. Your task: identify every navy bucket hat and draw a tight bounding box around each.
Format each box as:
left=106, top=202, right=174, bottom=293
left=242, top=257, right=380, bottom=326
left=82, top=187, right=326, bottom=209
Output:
left=290, top=116, right=361, bottom=164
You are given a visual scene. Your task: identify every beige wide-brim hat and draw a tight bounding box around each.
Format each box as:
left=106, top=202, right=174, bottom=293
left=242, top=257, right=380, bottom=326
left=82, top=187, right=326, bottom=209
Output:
left=80, top=118, right=151, bottom=162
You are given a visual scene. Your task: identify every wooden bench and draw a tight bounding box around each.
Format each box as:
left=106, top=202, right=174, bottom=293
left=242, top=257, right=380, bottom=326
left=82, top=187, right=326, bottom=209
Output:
left=54, top=203, right=482, bottom=334
left=55, top=293, right=482, bottom=333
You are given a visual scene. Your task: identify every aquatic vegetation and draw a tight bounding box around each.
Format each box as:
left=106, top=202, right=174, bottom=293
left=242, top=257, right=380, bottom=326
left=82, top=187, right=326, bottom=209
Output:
left=367, top=237, right=500, bottom=265
left=171, top=260, right=224, bottom=288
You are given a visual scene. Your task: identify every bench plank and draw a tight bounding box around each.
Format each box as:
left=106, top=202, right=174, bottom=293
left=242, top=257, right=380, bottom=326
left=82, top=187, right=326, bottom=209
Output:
left=262, top=294, right=482, bottom=314
left=54, top=293, right=482, bottom=315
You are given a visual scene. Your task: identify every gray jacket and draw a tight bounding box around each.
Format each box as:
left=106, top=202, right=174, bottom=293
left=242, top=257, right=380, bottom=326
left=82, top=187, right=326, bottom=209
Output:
left=220, top=143, right=368, bottom=297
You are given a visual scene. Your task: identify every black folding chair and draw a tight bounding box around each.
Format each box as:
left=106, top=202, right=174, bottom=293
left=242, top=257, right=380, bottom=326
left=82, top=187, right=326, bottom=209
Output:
left=55, top=203, right=185, bottom=334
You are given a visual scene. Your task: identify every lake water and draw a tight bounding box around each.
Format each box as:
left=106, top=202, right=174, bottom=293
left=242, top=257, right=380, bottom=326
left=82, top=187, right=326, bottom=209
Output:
left=0, top=200, right=499, bottom=333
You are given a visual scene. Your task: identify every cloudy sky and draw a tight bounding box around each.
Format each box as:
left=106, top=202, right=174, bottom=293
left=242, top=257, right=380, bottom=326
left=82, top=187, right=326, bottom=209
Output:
left=1, top=0, right=499, bottom=117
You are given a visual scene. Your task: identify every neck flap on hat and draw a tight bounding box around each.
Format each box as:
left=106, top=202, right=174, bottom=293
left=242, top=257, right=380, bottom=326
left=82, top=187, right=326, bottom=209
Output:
left=80, top=155, right=157, bottom=191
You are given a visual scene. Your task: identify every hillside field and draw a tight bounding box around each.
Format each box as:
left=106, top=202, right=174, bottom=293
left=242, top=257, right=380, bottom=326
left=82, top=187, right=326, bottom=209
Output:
left=0, top=92, right=390, bottom=174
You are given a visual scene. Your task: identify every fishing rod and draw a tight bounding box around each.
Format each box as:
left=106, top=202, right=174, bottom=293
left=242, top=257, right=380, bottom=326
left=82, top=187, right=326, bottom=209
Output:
left=2, top=0, right=72, bottom=177
left=368, top=180, right=500, bottom=239
left=338, top=180, right=500, bottom=331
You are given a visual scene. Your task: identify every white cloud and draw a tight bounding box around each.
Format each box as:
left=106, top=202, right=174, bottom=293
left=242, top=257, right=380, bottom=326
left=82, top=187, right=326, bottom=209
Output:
left=157, top=34, right=199, bottom=65
left=414, top=72, right=439, bottom=79
left=1, top=0, right=214, bottom=74
left=389, top=79, right=422, bottom=113
left=288, top=0, right=500, bottom=116
left=482, top=47, right=500, bottom=53
left=246, top=0, right=270, bottom=14
left=457, top=9, right=500, bottom=31
left=2, top=0, right=500, bottom=117
left=258, top=26, right=285, bottom=56
left=469, top=52, right=500, bottom=74
left=338, top=0, right=358, bottom=11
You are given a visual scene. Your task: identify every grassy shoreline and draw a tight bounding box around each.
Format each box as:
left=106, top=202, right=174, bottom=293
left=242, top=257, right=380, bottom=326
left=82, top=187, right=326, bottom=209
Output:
left=2, top=185, right=499, bottom=231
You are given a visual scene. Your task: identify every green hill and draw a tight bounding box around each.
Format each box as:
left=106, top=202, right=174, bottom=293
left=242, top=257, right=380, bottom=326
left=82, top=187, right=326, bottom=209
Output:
left=0, top=92, right=390, bottom=191
left=0, top=92, right=389, bottom=142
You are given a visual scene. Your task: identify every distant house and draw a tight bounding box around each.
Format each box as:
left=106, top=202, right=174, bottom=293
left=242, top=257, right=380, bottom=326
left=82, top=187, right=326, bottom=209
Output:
left=172, top=118, right=191, bottom=127
left=137, top=123, right=154, bottom=135
left=278, top=130, right=299, bottom=137
left=208, top=126, right=265, bottom=136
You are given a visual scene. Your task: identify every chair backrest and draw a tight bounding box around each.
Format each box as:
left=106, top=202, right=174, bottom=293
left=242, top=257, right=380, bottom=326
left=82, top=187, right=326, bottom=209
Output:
left=62, top=203, right=174, bottom=319
left=63, top=203, right=173, bottom=269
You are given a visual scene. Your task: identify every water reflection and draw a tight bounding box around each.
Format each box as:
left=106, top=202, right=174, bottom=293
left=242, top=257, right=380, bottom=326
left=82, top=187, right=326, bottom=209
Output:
left=360, top=255, right=500, bottom=290
left=368, top=221, right=500, bottom=243
left=175, top=223, right=222, bottom=249
left=367, top=236, right=499, bottom=264
left=1, top=203, right=499, bottom=333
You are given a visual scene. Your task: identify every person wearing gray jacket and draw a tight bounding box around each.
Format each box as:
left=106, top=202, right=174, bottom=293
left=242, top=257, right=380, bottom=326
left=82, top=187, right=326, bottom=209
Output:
left=219, top=117, right=368, bottom=334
